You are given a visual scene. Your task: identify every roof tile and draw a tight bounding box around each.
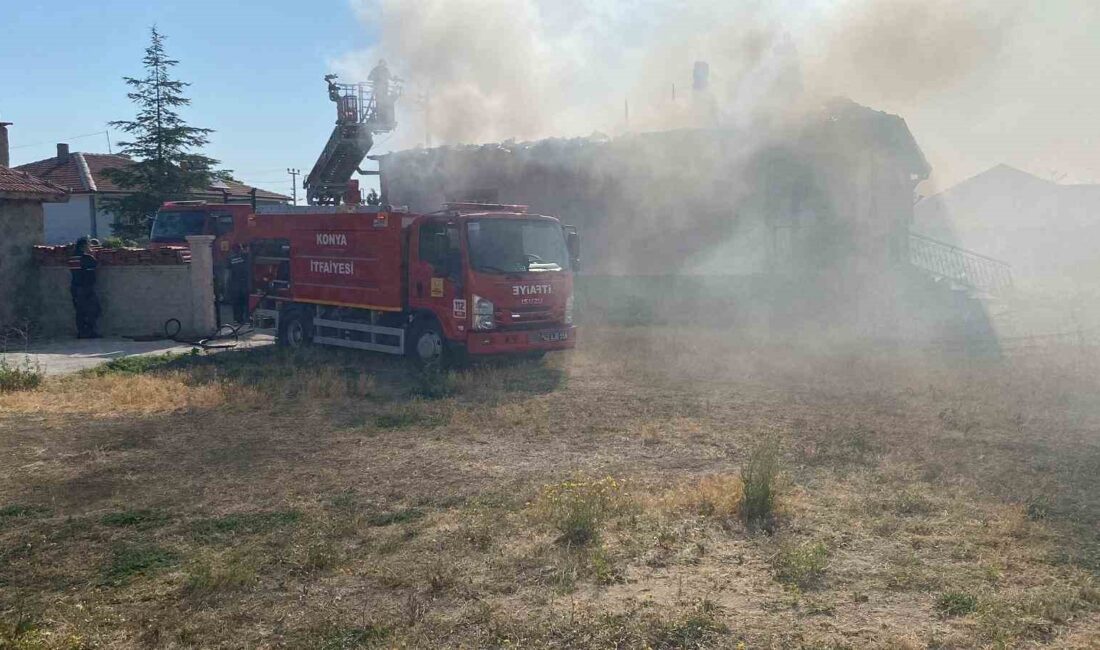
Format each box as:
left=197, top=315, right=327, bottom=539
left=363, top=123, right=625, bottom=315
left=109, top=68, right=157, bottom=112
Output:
left=14, top=152, right=290, bottom=201
left=0, top=165, right=70, bottom=199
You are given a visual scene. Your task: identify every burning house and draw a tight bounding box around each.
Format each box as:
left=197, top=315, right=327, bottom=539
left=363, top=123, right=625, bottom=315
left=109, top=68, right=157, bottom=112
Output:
left=378, top=99, right=928, bottom=278
left=373, top=98, right=994, bottom=344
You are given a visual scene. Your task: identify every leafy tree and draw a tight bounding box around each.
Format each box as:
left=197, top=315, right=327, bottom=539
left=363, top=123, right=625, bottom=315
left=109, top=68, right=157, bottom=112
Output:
left=102, top=27, right=219, bottom=240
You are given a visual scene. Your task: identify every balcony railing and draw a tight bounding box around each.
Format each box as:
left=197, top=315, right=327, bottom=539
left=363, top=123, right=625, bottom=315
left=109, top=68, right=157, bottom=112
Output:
left=909, top=232, right=1013, bottom=294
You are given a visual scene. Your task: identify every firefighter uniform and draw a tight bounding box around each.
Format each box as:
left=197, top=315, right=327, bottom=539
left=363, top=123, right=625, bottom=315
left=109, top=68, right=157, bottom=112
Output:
left=68, top=239, right=100, bottom=338
left=369, top=60, right=394, bottom=125
left=227, top=247, right=249, bottom=324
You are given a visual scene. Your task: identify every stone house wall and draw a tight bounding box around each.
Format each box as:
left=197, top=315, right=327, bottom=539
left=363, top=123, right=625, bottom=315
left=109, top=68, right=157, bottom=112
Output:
left=0, top=199, right=45, bottom=333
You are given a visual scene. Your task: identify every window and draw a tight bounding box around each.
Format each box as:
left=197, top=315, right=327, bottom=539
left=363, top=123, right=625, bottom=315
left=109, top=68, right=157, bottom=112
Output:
left=466, top=219, right=569, bottom=274
left=150, top=211, right=206, bottom=242
left=418, top=221, right=459, bottom=274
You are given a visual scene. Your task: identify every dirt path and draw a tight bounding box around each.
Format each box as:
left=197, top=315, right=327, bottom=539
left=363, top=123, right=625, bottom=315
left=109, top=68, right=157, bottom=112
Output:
left=0, top=332, right=274, bottom=375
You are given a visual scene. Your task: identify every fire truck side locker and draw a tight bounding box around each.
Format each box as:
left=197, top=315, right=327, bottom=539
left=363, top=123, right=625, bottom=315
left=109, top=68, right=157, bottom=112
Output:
left=249, top=206, right=409, bottom=354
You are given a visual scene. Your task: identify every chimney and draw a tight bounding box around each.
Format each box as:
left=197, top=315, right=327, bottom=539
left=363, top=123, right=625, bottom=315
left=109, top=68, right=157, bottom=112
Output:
left=0, top=122, right=11, bottom=167
left=692, top=61, right=710, bottom=93
left=57, top=143, right=70, bottom=161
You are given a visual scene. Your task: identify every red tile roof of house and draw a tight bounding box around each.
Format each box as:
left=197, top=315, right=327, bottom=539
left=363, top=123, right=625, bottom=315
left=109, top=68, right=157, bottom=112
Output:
left=0, top=165, right=69, bottom=200
left=14, top=152, right=290, bottom=202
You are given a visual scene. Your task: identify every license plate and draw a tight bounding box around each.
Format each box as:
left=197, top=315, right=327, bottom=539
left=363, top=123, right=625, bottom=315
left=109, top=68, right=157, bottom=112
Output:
left=532, top=330, right=569, bottom=343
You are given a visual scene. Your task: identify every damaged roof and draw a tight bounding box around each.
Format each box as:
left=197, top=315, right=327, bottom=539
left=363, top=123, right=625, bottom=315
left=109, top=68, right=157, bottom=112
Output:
left=377, top=98, right=931, bottom=182
left=0, top=165, right=69, bottom=201
left=815, top=98, right=931, bottom=181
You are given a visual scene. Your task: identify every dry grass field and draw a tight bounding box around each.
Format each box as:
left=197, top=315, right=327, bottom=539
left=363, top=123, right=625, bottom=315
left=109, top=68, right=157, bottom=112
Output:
left=1, top=327, right=1099, bottom=649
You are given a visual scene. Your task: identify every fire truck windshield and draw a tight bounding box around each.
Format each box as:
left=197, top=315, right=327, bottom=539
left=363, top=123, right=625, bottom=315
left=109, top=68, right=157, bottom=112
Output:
left=150, top=211, right=206, bottom=242
left=467, top=219, right=570, bottom=274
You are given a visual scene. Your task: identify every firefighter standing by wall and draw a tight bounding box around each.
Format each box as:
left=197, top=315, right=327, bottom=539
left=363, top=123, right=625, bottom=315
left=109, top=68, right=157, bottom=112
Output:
left=227, top=243, right=250, bottom=324
left=68, top=237, right=100, bottom=338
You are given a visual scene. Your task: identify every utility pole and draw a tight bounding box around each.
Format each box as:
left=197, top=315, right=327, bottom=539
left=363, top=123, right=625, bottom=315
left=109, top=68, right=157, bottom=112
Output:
left=411, top=90, right=432, bottom=149
left=287, top=168, right=300, bottom=205
left=424, top=89, right=432, bottom=149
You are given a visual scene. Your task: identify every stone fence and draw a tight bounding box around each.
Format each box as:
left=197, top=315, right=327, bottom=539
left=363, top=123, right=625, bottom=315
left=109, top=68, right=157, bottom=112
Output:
left=32, top=235, right=216, bottom=339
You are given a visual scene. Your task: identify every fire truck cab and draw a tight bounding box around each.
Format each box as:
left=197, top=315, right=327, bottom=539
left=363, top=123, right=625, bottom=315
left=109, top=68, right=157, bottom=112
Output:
left=148, top=201, right=254, bottom=262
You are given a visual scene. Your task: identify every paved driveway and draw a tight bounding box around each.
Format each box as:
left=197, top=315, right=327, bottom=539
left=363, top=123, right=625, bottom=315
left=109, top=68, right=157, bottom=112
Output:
left=1, top=333, right=275, bottom=376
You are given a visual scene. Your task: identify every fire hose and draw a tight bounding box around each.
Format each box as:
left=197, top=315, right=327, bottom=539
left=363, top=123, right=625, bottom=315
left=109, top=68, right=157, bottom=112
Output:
left=163, top=318, right=252, bottom=350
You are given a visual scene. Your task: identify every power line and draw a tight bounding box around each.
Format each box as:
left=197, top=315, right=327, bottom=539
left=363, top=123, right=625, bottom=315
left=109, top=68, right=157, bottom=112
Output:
left=233, top=166, right=295, bottom=174
left=10, top=130, right=110, bottom=150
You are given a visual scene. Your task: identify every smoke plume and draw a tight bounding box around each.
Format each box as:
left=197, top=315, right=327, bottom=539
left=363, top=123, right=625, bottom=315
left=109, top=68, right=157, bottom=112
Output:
left=336, top=0, right=1100, bottom=342
left=330, top=0, right=1092, bottom=188
left=807, top=0, right=1023, bottom=105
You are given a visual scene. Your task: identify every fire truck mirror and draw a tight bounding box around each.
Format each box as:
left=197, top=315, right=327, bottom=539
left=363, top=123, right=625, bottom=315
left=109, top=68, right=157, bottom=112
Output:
left=566, top=230, right=581, bottom=271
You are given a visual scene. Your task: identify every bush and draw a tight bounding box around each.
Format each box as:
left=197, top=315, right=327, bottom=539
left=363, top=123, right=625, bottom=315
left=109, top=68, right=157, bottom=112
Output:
left=740, top=437, right=781, bottom=528
left=590, top=545, right=621, bottom=585
left=90, top=352, right=184, bottom=376
left=298, top=538, right=342, bottom=572
left=530, top=476, right=630, bottom=546
left=100, top=236, right=140, bottom=249
left=101, top=508, right=169, bottom=529
left=190, top=510, right=301, bottom=542
left=675, top=474, right=744, bottom=520
left=409, top=363, right=456, bottom=399
left=319, top=625, right=391, bottom=650
left=0, top=615, right=66, bottom=650
left=936, top=591, right=979, bottom=617
left=0, top=356, right=42, bottom=393
left=889, top=487, right=935, bottom=516
left=185, top=552, right=258, bottom=596
left=773, top=540, right=829, bottom=589
left=0, top=504, right=49, bottom=518
left=103, top=544, right=178, bottom=584
left=366, top=507, right=425, bottom=527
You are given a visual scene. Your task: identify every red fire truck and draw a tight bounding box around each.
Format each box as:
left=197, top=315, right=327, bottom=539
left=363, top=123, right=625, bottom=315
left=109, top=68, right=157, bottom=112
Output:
left=148, top=74, right=577, bottom=363
left=233, top=202, right=577, bottom=364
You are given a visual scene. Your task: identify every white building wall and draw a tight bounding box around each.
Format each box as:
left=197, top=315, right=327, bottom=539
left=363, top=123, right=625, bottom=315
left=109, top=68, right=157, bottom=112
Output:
left=42, top=195, right=93, bottom=244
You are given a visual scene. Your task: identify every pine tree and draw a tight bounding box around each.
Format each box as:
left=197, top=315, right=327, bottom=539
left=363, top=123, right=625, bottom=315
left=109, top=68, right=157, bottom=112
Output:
left=102, top=27, right=219, bottom=240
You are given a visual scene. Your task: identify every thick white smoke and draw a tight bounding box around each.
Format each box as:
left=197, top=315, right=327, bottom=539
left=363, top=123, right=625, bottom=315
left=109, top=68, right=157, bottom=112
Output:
left=337, top=0, right=820, bottom=147
left=336, top=0, right=1100, bottom=187
left=335, top=0, right=1100, bottom=340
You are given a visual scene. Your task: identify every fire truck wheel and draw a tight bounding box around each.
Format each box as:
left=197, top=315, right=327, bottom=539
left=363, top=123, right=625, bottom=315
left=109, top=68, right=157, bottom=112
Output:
left=408, top=317, right=444, bottom=365
left=278, top=308, right=313, bottom=348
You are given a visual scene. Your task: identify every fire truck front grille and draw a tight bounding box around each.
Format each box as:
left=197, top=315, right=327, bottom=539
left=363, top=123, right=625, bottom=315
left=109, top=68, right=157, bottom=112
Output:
left=495, top=306, right=559, bottom=330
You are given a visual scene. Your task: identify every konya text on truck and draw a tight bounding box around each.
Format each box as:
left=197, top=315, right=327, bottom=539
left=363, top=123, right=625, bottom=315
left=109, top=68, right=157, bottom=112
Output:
left=150, top=201, right=580, bottom=363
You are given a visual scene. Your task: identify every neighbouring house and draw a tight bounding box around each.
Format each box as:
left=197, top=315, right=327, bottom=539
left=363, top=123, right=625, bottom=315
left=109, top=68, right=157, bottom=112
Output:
left=914, top=164, right=1100, bottom=292
left=0, top=153, right=69, bottom=332
left=14, top=143, right=291, bottom=243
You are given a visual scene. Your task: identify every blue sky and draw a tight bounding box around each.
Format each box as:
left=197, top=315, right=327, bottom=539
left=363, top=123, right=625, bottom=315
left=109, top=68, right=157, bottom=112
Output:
left=1, top=0, right=380, bottom=197
left=4, top=0, right=1099, bottom=195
